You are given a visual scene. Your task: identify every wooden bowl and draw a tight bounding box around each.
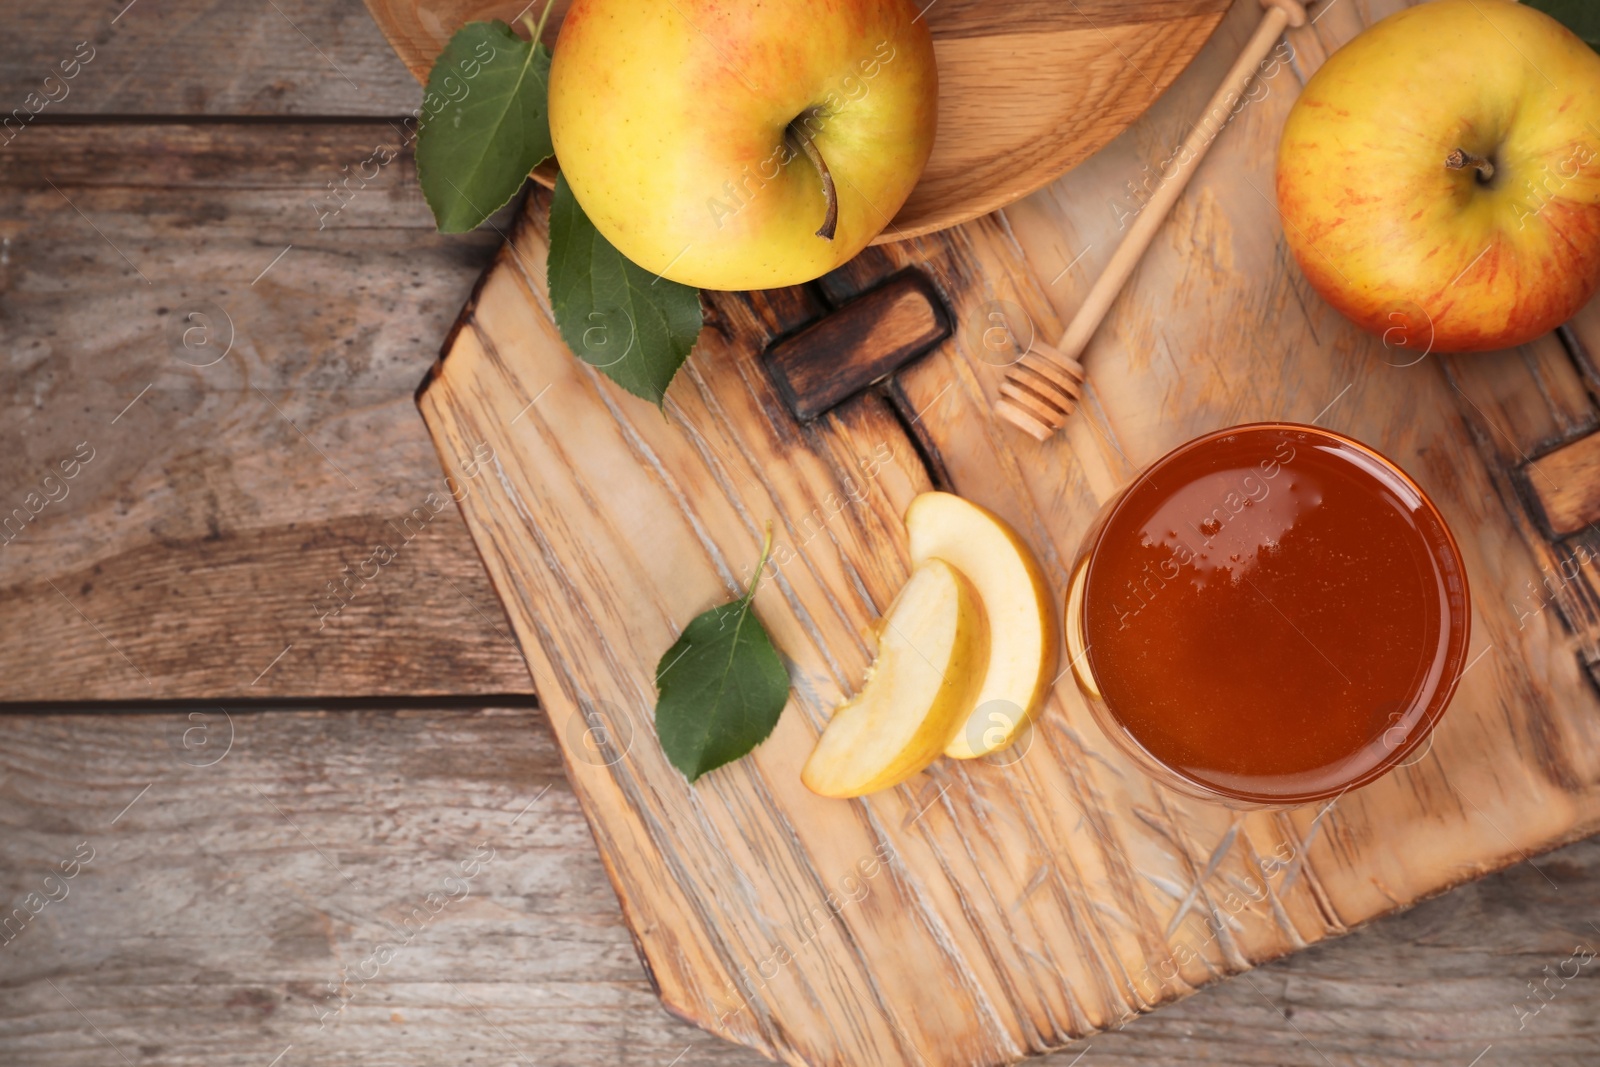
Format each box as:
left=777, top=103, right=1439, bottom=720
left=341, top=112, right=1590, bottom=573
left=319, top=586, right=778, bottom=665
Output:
left=365, top=0, right=1231, bottom=240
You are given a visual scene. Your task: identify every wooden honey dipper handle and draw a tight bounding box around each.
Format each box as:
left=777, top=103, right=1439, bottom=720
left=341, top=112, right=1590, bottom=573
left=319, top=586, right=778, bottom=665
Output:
left=996, top=0, right=1309, bottom=441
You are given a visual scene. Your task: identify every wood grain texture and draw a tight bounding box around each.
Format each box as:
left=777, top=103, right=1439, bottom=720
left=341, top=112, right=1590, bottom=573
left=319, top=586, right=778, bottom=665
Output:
left=362, top=0, right=1229, bottom=237
left=12, top=0, right=1600, bottom=1064
left=0, top=123, right=532, bottom=700
left=413, top=1, right=1600, bottom=1064
left=766, top=270, right=950, bottom=422
left=4, top=707, right=1600, bottom=1067
left=1527, top=431, right=1600, bottom=539
left=0, top=0, right=420, bottom=116
left=995, top=0, right=1303, bottom=440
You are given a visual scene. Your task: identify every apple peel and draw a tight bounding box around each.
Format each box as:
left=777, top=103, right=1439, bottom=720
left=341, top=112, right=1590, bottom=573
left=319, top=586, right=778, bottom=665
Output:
left=906, top=492, right=1059, bottom=760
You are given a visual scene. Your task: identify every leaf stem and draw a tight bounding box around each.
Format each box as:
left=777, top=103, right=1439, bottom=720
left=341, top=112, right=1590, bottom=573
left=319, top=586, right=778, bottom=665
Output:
left=523, top=0, right=555, bottom=46
left=743, top=523, right=776, bottom=603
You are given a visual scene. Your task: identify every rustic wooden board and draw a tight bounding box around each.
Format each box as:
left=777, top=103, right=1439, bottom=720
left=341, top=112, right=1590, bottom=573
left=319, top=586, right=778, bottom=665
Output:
left=412, top=1, right=1600, bottom=1064
left=6, top=705, right=1600, bottom=1067
left=0, top=123, right=532, bottom=700
left=363, top=0, right=1230, bottom=237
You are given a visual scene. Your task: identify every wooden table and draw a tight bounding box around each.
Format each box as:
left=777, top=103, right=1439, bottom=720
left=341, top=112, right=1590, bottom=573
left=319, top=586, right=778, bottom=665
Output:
left=3, top=1, right=1600, bottom=1063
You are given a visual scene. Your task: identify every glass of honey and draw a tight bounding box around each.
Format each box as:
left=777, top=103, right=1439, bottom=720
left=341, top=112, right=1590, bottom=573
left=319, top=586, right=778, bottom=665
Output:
left=1065, top=423, right=1471, bottom=807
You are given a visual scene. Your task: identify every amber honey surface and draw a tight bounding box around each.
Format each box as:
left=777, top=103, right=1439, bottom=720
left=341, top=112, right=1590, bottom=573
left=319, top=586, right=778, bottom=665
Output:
left=1078, top=424, right=1470, bottom=804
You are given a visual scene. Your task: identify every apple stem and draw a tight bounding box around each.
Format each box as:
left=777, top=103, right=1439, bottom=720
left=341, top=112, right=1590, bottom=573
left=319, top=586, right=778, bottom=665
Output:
left=788, top=119, right=838, bottom=241
left=1445, top=148, right=1495, bottom=184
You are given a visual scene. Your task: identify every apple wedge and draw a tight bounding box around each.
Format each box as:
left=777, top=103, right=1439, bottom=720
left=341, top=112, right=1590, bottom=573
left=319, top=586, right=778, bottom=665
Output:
left=802, top=559, right=989, bottom=798
left=906, top=492, right=1059, bottom=759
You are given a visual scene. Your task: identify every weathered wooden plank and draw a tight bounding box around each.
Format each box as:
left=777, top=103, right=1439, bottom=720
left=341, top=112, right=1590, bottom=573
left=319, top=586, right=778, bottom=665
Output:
left=0, top=0, right=418, bottom=118
left=3, top=706, right=1600, bottom=1067
left=0, top=123, right=533, bottom=699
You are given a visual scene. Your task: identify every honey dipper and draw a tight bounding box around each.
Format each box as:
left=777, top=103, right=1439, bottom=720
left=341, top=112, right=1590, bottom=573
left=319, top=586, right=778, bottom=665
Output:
left=995, top=0, right=1310, bottom=441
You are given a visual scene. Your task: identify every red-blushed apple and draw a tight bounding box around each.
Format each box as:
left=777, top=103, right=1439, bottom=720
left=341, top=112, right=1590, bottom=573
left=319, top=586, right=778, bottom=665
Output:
left=1276, top=0, right=1600, bottom=353
left=548, top=0, right=936, bottom=291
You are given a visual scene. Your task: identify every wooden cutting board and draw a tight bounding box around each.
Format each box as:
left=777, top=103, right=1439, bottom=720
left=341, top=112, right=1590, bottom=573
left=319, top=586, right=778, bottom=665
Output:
left=364, top=0, right=1231, bottom=237
left=415, top=2, right=1600, bottom=1065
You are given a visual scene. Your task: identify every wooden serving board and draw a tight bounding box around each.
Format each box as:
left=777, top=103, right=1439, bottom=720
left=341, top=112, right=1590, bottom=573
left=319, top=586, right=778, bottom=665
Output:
left=415, top=2, right=1600, bottom=1065
left=364, top=0, right=1230, bottom=238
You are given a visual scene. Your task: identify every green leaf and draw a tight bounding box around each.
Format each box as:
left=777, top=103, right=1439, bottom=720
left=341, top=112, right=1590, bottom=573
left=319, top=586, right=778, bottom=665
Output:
left=416, top=18, right=553, bottom=233
left=1526, top=0, right=1600, bottom=48
left=654, top=533, right=790, bottom=783
left=548, top=174, right=704, bottom=405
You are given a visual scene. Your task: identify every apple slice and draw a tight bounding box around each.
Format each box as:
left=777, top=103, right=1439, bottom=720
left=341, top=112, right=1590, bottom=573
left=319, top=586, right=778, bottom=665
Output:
left=906, top=492, right=1059, bottom=759
left=802, top=559, right=989, bottom=799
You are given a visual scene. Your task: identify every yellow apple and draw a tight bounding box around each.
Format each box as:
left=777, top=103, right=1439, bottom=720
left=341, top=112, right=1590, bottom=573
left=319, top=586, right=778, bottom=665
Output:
left=906, top=492, right=1058, bottom=759
left=802, top=558, right=988, bottom=799
left=547, top=0, right=937, bottom=291
left=1276, top=0, right=1600, bottom=353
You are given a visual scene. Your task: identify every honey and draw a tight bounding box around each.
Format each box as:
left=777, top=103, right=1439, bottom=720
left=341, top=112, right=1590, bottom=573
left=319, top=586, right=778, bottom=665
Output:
left=1066, top=424, right=1471, bottom=806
